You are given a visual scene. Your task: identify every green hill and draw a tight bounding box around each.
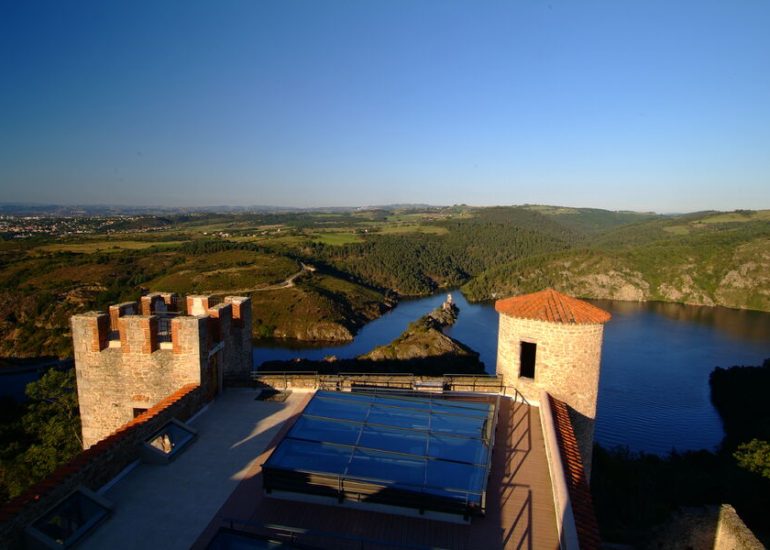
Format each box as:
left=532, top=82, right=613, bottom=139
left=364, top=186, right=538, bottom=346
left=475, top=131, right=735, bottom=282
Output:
left=463, top=210, right=770, bottom=311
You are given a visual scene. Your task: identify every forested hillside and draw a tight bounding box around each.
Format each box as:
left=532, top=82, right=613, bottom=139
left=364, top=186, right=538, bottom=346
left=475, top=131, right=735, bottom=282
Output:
left=1, top=206, right=768, bottom=359
left=463, top=210, right=770, bottom=311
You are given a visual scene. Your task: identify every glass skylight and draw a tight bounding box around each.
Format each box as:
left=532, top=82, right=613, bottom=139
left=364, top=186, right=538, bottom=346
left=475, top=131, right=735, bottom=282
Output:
left=141, top=419, right=197, bottom=464
left=26, top=487, right=112, bottom=548
left=263, top=391, right=497, bottom=519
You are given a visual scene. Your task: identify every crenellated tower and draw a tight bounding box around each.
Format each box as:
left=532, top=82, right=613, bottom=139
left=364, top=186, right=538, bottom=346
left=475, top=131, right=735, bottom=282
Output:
left=71, top=293, right=252, bottom=449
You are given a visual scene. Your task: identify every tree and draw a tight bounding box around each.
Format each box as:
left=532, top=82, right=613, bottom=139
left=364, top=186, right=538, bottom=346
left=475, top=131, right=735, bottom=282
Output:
left=1, top=369, right=82, bottom=500
left=734, top=439, right=770, bottom=480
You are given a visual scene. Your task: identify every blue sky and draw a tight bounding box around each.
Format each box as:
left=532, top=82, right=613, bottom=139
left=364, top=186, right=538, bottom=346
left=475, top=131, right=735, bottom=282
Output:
left=1, top=1, right=769, bottom=212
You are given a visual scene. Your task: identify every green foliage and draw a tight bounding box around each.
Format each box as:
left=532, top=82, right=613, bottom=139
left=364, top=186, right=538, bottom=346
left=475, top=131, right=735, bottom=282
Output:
left=0, top=369, right=82, bottom=501
left=710, top=359, right=770, bottom=445
left=593, top=358, right=770, bottom=545
left=1, top=206, right=768, bottom=360
left=591, top=445, right=723, bottom=543
left=463, top=211, right=770, bottom=308
left=307, top=211, right=572, bottom=295
left=521, top=205, right=660, bottom=234
left=734, top=439, right=770, bottom=479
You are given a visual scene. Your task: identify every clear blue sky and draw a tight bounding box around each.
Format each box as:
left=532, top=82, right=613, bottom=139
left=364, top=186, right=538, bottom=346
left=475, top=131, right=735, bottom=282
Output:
left=1, top=1, right=769, bottom=212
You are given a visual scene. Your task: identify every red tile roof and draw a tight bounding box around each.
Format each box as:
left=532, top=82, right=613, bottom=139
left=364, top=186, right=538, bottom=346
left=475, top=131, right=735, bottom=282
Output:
left=495, top=288, right=611, bottom=324
left=548, top=394, right=601, bottom=550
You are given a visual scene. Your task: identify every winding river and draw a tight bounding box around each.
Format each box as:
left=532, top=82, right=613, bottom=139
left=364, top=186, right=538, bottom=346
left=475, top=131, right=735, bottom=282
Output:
left=253, top=292, right=770, bottom=455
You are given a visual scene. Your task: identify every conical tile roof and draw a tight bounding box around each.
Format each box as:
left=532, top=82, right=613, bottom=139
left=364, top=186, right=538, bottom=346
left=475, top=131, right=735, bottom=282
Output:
left=495, top=288, right=611, bottom=324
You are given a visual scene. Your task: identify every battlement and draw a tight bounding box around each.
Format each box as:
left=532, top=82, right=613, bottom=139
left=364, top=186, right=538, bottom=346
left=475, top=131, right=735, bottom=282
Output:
left=72, top=293, right=253, bottom=448
left=73, top=293, right=252, bottom=357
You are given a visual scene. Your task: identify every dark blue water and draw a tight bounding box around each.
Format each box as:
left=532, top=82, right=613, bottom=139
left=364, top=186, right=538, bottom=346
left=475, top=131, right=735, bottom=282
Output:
left=0, top=359, right=72, bottom=401
left=253, top=292, right=500, bottom=369
left=253, top=292, right=770, bottom=455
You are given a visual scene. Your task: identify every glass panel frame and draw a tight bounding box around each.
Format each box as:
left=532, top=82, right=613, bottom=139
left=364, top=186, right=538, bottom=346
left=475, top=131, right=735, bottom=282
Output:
left=26, top=486, right=113, bottom=548
left=263, top=390, right=498, bottom=518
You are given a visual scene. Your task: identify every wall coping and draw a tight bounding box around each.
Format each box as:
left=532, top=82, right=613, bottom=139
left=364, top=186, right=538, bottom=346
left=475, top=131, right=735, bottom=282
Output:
left=540, top=391, right=581, bottom=550
left=544, top=392, right=601, bottom=550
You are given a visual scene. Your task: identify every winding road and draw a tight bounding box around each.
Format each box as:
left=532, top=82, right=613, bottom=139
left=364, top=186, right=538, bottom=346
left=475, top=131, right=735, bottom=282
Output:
left=203, top=263, right=316, bottom=295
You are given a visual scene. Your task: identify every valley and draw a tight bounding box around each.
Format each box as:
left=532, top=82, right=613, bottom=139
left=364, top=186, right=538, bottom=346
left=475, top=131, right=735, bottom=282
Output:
left=1, top=205, right=768, bottom=359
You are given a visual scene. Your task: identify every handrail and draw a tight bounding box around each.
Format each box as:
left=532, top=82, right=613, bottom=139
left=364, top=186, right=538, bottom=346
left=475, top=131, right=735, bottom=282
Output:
left=252, top=370, right=511, bottom=398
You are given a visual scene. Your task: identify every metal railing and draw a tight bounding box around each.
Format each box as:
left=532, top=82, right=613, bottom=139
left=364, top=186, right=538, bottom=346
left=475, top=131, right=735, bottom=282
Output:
left=251, top=370, right=508, bottom=394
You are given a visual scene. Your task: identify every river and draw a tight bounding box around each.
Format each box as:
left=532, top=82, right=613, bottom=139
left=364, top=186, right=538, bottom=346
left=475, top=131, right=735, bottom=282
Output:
left=253, top=291, right=770, bottom=455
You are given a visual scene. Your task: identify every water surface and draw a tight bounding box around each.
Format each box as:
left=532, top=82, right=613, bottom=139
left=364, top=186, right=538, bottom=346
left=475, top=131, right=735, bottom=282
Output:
left=253, top=292, right=770, bottom=454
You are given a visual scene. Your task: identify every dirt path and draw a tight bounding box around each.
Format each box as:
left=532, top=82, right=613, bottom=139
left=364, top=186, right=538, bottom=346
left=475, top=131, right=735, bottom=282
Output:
left=203, top=263, right=315, bottom=294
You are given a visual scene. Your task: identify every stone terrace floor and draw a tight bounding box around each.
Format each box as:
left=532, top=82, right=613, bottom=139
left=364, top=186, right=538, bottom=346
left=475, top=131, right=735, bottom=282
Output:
left=192, top=392, right=560, bottom=550
left=79, top=388, right=559, bottom=550
left=80, top=388, right=314, bottom=550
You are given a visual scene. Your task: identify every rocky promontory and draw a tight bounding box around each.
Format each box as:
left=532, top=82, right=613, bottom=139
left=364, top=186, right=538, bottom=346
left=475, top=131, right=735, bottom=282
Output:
left=360, top=296, right=476, bottom=362
left=258, top=295, right=485, bottom=375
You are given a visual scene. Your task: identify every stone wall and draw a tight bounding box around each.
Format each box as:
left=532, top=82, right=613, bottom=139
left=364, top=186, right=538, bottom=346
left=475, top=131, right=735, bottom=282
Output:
left=71, top=294, right=252, bottom=449
left=714, top=504, right=764, bottom=550
left=496, top=315, right=605, bottom=476
left=0, top=384, right=203, bottom=550
left=646, top=504, right=764, bottom=550
left=223, top=296, right=252, bottom=382
left=72, top=312, right=208, bottom=448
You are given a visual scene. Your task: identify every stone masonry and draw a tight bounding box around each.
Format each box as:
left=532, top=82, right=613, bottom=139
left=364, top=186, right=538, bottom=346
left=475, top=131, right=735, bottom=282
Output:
left=71, top=293, right=252, bottom=449
left=495, top=289, right=610, bottom=478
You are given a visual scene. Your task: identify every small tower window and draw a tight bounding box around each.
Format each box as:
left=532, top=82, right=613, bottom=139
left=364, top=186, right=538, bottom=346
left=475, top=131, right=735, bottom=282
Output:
left=519, top=342, right=537, bottom=379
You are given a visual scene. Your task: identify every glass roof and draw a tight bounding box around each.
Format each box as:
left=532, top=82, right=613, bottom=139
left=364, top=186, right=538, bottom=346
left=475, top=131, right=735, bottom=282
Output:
left=264, top=391, right=497, bottom=509
left=28, top=488, right=112, bottom=547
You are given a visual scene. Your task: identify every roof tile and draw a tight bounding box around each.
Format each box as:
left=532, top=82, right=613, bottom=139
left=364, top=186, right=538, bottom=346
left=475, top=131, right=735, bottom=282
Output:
left=495, top=288, right=611, bottom=324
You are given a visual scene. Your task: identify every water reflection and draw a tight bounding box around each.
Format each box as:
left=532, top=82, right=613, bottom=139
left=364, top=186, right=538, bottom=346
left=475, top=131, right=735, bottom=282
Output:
left=591, top=299, right=770, bottom=345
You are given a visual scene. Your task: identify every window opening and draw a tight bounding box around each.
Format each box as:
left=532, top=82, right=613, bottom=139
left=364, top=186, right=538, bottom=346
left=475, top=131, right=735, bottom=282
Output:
left=519, top=342, right=536, bottom=379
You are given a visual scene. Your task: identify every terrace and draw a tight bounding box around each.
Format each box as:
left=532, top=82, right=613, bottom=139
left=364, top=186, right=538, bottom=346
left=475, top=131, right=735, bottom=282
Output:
left=52, top=384, right=564, bottom=549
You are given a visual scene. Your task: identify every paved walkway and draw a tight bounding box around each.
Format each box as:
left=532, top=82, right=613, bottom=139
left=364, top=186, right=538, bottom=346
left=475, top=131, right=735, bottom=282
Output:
left=81, top=388, right=312, bottom=550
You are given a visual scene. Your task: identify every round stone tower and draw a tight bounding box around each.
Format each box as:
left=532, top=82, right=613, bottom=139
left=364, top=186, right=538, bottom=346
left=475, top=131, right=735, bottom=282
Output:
left=495, top=288, right=611, bottom=477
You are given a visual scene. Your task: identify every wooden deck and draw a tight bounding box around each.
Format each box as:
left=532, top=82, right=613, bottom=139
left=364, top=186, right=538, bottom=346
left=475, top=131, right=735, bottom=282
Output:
left=194, top=396, right=560, bottom=550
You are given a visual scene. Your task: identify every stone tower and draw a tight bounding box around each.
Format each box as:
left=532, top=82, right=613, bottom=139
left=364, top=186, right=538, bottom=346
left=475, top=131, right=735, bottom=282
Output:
left=495, top=288, right=611, bottom=477
left=71, top=293, right=252, bottom=449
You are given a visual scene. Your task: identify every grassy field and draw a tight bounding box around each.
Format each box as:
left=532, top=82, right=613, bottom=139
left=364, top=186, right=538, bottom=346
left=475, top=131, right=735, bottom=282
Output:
left=699, top=210, right=770, bottom=224
left=37, top=240, right=183, bottom=254
left=385, top=210, right=470, bottom=223
left=312, top=232, right=364, bottom=245
left=377, top=224, right=449, bottom=235
left=146, top=251, right=300, bottom=294
left=663, top=210, right=770, bottom=235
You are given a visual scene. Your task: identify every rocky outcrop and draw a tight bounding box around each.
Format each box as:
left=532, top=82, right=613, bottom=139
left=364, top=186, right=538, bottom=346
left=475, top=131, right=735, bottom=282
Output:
left=360, top=297, right=479, bottom=364
left=258, top=297, right=486, bottom=375
left=464, top=241, right=770, bottom=312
